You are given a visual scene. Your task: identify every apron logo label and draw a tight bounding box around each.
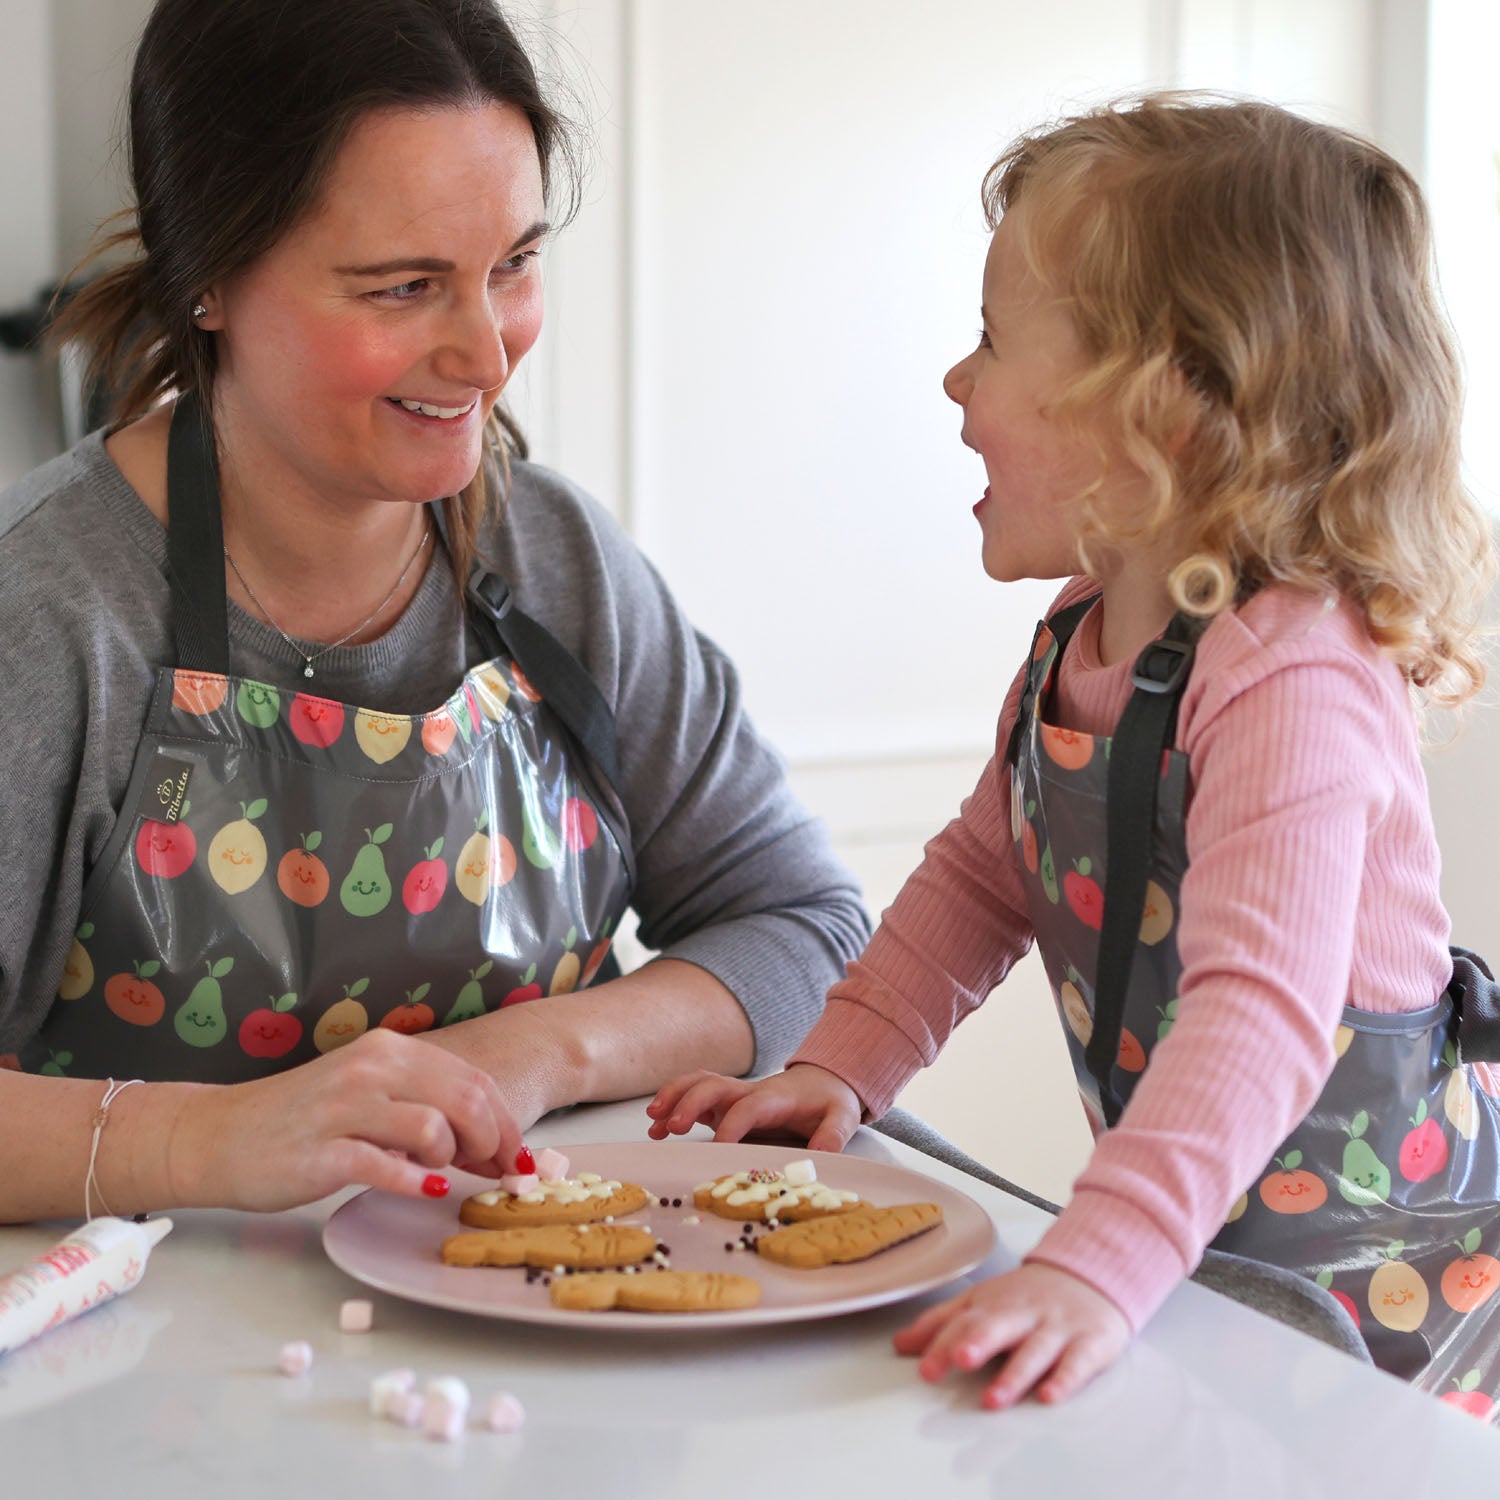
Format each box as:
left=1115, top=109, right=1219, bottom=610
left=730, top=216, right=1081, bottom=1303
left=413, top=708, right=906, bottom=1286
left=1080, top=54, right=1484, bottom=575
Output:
left=150, top=758, right=194, bottom=824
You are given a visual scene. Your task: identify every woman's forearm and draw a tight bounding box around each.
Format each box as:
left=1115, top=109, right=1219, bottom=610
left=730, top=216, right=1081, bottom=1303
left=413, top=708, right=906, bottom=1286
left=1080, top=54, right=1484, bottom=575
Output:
left=0, top=1070, right=203, bottom=1224
left=422, top=957, right=757, bottom=1122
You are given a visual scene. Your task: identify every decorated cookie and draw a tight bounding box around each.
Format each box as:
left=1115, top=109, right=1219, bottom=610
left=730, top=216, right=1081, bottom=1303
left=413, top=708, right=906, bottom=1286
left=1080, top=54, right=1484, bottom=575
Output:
left=550, top=1270, right=762, bottom=1313
left=458, top=1172, right=651, bottom=1228
left=441, top=1224, right=658, bottom=1270
left=755, top=1202, right=944, bottom=1268
left=693, top=1167, right=861, bottom=1223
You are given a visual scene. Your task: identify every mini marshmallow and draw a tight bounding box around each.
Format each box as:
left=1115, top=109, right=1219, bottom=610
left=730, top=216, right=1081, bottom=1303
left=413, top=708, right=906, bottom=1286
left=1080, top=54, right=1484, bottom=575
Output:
left=682, top=1214, right=701, bottom=1226
left=499, top=1172, right=539, bottom=1196
left=278, top=1340, right=314, bottom=1376
left=534, top=1148, right=569, bottom=1182
left=369, top=1367, right=416, bottom=1416
left=423, top=1376, right=471, bottom=1442
left=339, top=1298, right=374, bottom=1333
left=783, top=1158, right=817, bottom=1186
left=480, top=1392, right=526, bottom=1433
left=425, top=1374, right=472, bottom=1411
left=388, top=1391, right=425, bottom=1428
left=425, top=1403, right=465, bottom=1442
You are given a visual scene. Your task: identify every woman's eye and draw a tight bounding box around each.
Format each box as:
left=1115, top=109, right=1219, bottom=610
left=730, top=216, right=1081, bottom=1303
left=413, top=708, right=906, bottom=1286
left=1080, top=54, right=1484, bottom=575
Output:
left=976, top=328, right=993, bottom=350
left=374, top=279, right=428, bottom=302
left=497, top=249, right=541, bottom=275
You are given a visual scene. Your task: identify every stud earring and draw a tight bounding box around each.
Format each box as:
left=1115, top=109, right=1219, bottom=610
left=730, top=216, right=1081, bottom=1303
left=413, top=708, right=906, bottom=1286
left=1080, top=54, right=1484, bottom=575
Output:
left=191, top=303, right=208, bottom=321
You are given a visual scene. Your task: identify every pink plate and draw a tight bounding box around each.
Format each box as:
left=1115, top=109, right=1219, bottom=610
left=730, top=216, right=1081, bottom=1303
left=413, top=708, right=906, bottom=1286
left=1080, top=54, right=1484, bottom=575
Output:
left=322, top=1139, right=999, bottom=1332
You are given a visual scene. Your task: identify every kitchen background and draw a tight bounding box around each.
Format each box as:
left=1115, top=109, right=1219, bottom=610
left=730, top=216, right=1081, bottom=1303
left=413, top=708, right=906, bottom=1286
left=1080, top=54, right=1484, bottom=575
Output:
left=3, top=0, right=1496, bottom=1202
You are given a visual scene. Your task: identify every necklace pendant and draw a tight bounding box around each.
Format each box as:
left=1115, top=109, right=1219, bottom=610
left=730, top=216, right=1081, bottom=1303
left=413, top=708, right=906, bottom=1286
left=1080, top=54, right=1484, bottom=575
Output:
left=303, top=662, right=315, bottom=679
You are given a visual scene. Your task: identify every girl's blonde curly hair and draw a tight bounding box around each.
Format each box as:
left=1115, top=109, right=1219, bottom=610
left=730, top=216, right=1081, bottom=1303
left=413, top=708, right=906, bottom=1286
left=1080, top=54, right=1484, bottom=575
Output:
left=986, top=92, right=1496, bottom=706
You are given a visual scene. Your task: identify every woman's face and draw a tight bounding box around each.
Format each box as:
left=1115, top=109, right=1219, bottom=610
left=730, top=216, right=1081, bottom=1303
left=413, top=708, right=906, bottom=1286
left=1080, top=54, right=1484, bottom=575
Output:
left=205, top=101, right=547, bottom=508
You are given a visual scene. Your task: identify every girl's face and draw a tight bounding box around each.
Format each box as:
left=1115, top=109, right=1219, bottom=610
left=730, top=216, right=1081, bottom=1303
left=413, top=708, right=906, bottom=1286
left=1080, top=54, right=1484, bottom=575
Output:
left=943, top=208, right=1110, bottom=583
left=203, top=101, right=547, bottom=508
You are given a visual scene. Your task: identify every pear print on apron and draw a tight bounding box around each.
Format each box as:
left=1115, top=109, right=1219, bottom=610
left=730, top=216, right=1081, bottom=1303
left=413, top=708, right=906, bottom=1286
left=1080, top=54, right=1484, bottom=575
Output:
left=1008, top=595, right=1500, bottom=1421
left=22, top=395, right=632, bottom=1083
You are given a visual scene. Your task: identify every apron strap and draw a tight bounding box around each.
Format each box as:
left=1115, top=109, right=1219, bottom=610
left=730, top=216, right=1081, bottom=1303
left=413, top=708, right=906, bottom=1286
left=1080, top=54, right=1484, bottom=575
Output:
left=1088, top=610, right=1209, bottom=1127
left=464, top=567, right=622, bottom=787
left=1451, top=946, right=1500, bottom=1064
left=1003, top=594, right=1099, bottom=769
left=165, top=392, right=231, bottom=674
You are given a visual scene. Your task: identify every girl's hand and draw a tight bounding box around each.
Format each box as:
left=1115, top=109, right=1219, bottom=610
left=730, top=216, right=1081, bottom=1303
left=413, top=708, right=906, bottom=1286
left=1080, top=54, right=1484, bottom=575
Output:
left=175, top=1028, right=525, bottom=1211
left=645, top=1063, right=863, bottom=1152
left=894, top=1263, right=1131, bottom=1409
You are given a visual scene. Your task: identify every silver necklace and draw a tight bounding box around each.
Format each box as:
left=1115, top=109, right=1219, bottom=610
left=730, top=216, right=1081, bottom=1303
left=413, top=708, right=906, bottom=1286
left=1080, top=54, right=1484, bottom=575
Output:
left=223, top=517, right=433, bottom=679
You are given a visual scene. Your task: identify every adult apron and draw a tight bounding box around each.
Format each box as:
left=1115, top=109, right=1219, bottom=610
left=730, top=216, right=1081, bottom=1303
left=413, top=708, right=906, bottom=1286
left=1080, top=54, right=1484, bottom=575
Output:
left=22, top=395, right=632, bottom=1082
left=1008, top=593, right=1500, bottom=1419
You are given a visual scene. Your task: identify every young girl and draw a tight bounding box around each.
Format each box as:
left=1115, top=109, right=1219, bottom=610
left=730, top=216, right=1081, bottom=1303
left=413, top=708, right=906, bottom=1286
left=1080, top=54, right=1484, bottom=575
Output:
left=646, top=94, right=1500, bottom=1418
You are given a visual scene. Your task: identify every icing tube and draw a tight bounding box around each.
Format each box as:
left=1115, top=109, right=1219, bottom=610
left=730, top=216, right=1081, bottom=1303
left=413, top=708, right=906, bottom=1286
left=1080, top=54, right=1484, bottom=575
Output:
left=0, top=1216, right=173, bottom=1358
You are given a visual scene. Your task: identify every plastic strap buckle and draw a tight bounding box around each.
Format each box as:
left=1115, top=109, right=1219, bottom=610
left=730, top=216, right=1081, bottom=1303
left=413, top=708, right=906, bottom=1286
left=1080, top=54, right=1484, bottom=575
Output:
left=1132, top=638, right=1192, bottom=695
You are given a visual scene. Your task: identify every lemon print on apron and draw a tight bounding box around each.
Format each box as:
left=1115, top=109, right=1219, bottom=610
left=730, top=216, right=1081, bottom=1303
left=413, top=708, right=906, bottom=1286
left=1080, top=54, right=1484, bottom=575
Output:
left=209, top=799, right=269, bottom=893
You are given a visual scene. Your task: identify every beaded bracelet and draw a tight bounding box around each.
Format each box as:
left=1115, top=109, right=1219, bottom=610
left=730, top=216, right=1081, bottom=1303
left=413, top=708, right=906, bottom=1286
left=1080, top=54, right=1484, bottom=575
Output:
left=84, top=1077, right=143, bottom=1220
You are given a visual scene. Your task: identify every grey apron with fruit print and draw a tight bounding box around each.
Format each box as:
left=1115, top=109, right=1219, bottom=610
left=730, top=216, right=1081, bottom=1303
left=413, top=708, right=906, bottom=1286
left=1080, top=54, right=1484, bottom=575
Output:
left=1008, top=594, right=1500, bottom=1421
left=22, top=396, right=631, bottom=1083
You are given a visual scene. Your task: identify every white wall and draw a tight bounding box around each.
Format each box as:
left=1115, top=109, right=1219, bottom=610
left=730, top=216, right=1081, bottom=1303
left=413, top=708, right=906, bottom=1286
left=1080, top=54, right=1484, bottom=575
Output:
left=9, top=1, right=1498, bottom=1205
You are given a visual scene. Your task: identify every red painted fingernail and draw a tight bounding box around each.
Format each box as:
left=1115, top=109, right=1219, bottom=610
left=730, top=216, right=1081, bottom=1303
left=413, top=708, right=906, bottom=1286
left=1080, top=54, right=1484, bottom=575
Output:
left=513, top=1146, right=535, bottom=1174
left=422, top=1174, right=450, bottom=1198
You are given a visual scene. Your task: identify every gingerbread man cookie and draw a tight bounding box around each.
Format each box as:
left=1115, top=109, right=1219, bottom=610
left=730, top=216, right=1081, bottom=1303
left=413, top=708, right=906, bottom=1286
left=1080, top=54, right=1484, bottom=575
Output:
left=693, top=1162, right=861, bottom=1223
left=755, top=1202, right=944, bottom=1268
left=459, top=1172, right=651, bottom=1228
left=441, top=1224, right=658, bottom=1270
left=550, top=1270, right=762, bottom=1313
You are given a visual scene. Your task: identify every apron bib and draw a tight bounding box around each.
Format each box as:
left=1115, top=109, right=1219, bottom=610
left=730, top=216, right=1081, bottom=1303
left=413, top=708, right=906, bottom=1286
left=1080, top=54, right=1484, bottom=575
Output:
left=23, top=397, right=631, bottom=1083
left=1010, top=596, right=1500, bottom=1418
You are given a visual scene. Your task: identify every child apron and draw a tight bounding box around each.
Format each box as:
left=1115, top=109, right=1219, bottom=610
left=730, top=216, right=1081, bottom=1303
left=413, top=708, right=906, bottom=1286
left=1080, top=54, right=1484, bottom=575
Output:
left=21, top=395, right=632, bottom=1083
left=1008, top=594, right=1500, bottom=1419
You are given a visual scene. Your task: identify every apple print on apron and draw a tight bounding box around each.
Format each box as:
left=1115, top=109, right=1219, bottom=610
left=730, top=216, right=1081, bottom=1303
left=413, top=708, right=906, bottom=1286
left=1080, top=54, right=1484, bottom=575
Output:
left=1009, top=594, right=1500, bottom=1419
left=20, top=395, right=631, bottom=1084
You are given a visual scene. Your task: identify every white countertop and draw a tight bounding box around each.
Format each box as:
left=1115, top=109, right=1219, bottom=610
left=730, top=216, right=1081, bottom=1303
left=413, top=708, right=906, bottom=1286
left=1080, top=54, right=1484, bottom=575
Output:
left=2, top=1098, right=1493, bottom=1497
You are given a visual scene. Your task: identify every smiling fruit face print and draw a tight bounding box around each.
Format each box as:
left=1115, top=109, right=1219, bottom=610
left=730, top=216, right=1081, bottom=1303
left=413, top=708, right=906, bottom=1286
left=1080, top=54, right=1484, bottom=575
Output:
left=354, top=709, right=411, bottom=764
left=209, top=798, right=269, bottom=894
left=340, top=824, right=393, bottom=916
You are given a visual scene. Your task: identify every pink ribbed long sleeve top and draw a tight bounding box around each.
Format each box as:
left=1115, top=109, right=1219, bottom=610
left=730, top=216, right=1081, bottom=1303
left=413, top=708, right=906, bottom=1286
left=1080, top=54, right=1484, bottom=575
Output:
left=789, top=578, right=1460, bottom=1331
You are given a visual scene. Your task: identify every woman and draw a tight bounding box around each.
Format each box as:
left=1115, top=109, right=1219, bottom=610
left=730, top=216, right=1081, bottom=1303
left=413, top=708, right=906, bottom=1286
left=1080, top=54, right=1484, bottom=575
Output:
left=0, top=0, right=869, bottom=1221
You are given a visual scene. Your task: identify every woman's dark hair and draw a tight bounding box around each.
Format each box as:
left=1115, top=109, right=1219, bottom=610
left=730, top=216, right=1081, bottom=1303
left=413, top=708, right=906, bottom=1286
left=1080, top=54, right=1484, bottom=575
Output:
left=49, top=0, right=583, bottom=586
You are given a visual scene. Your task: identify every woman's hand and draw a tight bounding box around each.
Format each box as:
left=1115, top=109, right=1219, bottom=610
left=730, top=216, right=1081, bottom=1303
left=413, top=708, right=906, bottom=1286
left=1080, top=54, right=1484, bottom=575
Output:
left=645, top=1063, right=863, bottom=1152
left=174, top=1028, right=526, bottom=1212
left=893, top=1262, right=1131, bottom=1409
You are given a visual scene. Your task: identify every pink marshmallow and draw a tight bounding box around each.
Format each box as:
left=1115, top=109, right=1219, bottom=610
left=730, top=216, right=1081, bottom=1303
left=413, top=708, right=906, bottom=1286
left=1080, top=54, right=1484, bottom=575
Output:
left=424, top=1402, right=465, bottom=1442
left=339, top=1298, right=374, bottom=1333
left=499, top=1172, right=539, bottom=1196
left=278, top=1340, right=313, bottom=1376
left=480, top=1392, right=526, bottom=1432
left=388, top=1391, right=425, bottom=1428
left=533, top=1148, right=569, bottom=1182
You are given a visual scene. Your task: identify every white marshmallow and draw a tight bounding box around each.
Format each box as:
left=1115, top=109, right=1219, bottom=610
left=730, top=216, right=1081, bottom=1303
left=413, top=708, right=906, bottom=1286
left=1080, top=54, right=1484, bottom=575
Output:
left=278, top=1341, right=314, bottom=1376
left=499, top=1172, right=539, bottom=1196
left=425, top=1375, right=472, bottom=1412
left=783, top=1158, right=817, bottom=1186
left=388, top=1391, right=425, bottom=1428
left=369, top=1368, right=416, bottom=1416
left=339, top=1298, right=374, bottom=1333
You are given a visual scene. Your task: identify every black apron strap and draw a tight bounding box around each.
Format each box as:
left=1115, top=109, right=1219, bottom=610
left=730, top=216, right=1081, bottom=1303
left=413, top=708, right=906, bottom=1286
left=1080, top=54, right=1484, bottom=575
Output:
left=1003, top=594, right=1099, bottom=769
left=1088, top=610, right=1208, bottom=1127
left=165, top=392, right=230, bottom=674
left=1451, top=946, right=1500, bottom=1064
left=464, top=567, right=621, bottom=788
